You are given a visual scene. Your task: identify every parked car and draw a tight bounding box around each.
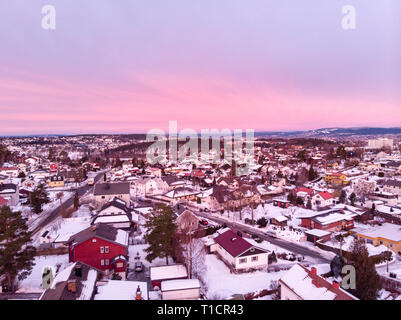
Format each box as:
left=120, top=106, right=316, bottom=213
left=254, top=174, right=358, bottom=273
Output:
left=135, top=261, right=143, bottom=272
left=199, top=219, right=208, bottom=226
left=265, top=230, right=277, bottom=238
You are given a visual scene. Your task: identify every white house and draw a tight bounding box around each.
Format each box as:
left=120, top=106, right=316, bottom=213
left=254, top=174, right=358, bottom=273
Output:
left=213, top=228, right=269, bottom=272
left=312, top=191, right=334, bottom=208
left=92, top=198, right=138, bottom=229
left=279, top=264, right=357, bottom=300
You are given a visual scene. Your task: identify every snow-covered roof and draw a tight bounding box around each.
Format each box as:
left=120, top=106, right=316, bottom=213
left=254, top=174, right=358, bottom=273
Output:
left=161, top=279, right=200, bottom=292
left=150, top=264, right=188, bottom=281
left=95, top=280, right=148, bottom=300
left=304, top=229, right=331, bottom=237
left=280, top=264, right=356, bottom=300
left=354, top=223, right=401, bottom=242
left=115, top=229, right=129, bottom=246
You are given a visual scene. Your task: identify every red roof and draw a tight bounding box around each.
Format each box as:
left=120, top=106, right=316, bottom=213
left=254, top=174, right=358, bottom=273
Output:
left=294, top=187, right=314, bottom=196
left=0, top=196, right=8, bottom=206
left=214, top=229, right=253, bottom=257
left=191, top=169, right=206, bottom=178
left=318, top=191, right=333, bottom=200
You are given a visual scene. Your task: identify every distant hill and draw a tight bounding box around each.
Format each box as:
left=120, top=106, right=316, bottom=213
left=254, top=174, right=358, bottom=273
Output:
left=255, top=127, right=401, bottom=138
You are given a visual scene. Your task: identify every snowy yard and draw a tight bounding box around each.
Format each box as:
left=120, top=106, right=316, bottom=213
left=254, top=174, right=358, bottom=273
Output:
left=202, top=254, right=287, bottom=300
left=17, top=254, right=70, bottom=293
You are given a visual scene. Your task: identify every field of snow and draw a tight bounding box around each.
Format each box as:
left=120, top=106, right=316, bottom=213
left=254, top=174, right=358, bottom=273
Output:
left=17, top=254, right=70, bottom=293
left=202, top=254, right=287, bottom=300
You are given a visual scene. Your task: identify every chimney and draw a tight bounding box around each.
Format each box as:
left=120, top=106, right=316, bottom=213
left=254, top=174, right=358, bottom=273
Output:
left=75, top=264, right=82, bottom=277
left=92, top=225, right=97, bottom=231
left=311, top=267, right=317, bottom=275
left=332, top=281, right=340, bottom=290
left=135, top=285, right=142, bottom=300
left=67, top=280, right=76, bottom=293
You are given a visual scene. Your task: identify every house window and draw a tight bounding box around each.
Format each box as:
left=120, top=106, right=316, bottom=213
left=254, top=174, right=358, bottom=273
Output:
left=105, top=259, right=109, bottom=266
left=105, top=246, right=109, bottom=253
left=100, top=259, right=105, bottom=266
left=92, top=239, right=97, bottom=243
left=116, top=262, right=123, bottom=268
left=100, top=246, right=104, bottom=253
left=252, top=256, right=258, bottom=262
left=239, top=258, right=247, bottom=264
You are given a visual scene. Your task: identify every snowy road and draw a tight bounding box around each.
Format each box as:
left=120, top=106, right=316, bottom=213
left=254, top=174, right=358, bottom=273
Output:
left=29, top=171, right=106, bottom=236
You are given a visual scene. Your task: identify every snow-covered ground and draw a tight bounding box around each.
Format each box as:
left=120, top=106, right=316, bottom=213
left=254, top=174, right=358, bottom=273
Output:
left=323, top=235, right=392, bottom=258
left=17, top=254, right=70, bottom=293
left=202, top=254, right=287, bottom=300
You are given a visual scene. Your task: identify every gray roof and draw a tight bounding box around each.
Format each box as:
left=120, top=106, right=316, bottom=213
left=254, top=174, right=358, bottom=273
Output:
left=384, top=180, right=401, bottom=188
left=94, top=182, right=130, bottom=196
left=40, top=263, right=98, bottom=300
left=67, top=223, right=125, bottom=247
left=0, top=183, right=17, bottom=193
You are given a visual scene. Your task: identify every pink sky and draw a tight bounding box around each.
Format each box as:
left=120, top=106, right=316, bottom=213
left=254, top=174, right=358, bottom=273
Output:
left=0, top=1, right=400, bottom=135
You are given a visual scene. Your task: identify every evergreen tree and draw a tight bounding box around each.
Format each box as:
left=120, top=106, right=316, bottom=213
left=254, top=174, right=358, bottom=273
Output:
left=308, top=164, right=317, bottom=181
left=0, top=206, right=36, bottom=291
left=30, top=184, right=50, bottom=214
left=306, top=198, right=312, bottom=209
left=74, top=190, right=80, bottom=210
left=349, top=192, right=356, bottom=206
left=348, top=238, right=381, bottom=300
left=17, top=171, right=26, bottom=179
left=336, top=145, right=347, bottom=160
left=287, top=192, right=295, bottom=204
left=144, top=203, right=176, bottom=265
left=339, top=190, right=347, bottom=204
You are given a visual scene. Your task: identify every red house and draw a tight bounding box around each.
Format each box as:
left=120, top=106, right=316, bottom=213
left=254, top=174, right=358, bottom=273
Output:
left=67, top=223, right=129, bottom=279
left=300, top=212, right=354, bottom=232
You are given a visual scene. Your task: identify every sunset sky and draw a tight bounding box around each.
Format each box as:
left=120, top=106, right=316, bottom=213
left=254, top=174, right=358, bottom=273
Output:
left=0, top=0, right=400, bottom=135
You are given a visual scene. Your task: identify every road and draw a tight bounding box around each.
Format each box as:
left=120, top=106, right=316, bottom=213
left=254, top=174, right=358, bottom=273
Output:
left=30, top=171, right=106, bottom=236
left=195, top=211, right=331, bottom=263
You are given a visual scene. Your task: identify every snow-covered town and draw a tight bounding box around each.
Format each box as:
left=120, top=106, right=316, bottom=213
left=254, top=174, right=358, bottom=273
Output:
left=1, top=135, right=401, bottom=301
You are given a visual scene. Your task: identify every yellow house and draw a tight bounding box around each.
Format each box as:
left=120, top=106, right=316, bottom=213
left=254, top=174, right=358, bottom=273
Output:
left=48, top=175, right=65, bottom=188
left=324, top=172, right=347, bottom=185
left=353, top=223, right=401, bottom=254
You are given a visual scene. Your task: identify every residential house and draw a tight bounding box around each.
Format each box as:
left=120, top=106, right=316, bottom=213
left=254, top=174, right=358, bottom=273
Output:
left=174, top=208, right=200, bottom=234
left=0, top=183, right=19, bottom=206
left=213, top=228, right=269, bottom=272
left=40, top=262, right=98, bottom=300
left=312, top=191, right=334, bottom=208
left=383, top=180, right=401, bottom=196
left=323, top=172, right=348, bottom=185
left=0, top=167, right=19, bottom=178
left=67, top=223, right=129, bottom=280
left=279, top=264, right=357, bottom=300
left=352, top=223, right=401, bottom=254
left=94, top=182, right=130, bottom=206
left=92, top=197, right=138, bottom=230
left=48, top=175, right=65, bottom=188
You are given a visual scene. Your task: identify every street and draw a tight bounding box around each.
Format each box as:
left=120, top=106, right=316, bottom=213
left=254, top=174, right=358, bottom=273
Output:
left=30, top=171, right=106, bottom=236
